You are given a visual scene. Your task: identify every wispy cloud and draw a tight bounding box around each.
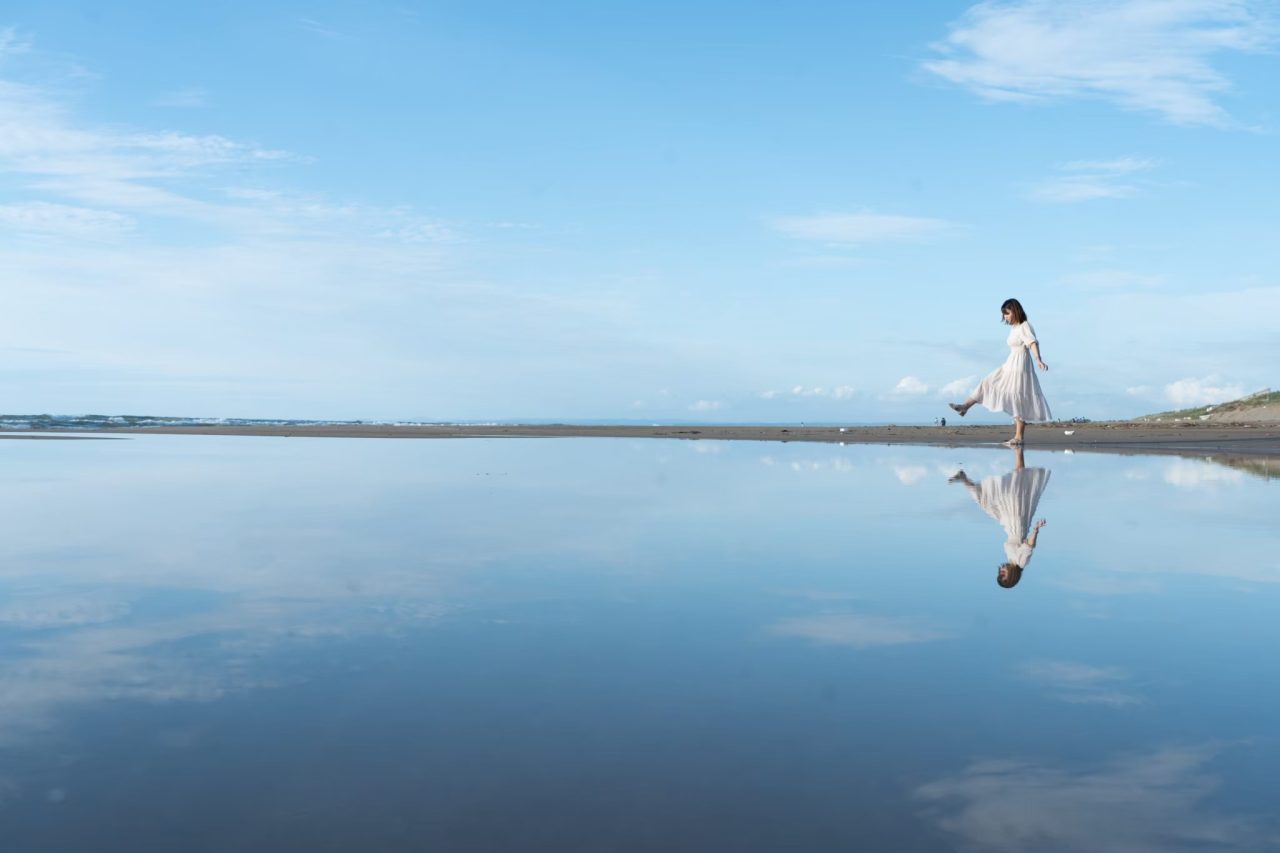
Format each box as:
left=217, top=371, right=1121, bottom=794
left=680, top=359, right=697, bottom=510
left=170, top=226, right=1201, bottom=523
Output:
left=297, top=17, right=346, bottom=39
left=0, top=55, right=453, bottom=244
left=769, top=457, right=856, bottom=474
left=689, top=399, right=722, bottom=412
left=1031, top=157, right=1158, bottom=203
left=1019, top=659, right=1142, bottom=706
left=0, top=26, right=31, bottom=57
left=151, top=88, right=209, bottom=109
left=0, top=49, right=633, bottom=417
left=1047, top=574, right=1162, bottom=596
left=771, top=613, right=948, bottom=648
left=0, top=76, right=295, bottom=229
left=1062, top=157, right=1157, bottom=174
left=0, top=201, right=135, bottom=237
left=1031, top=177, right=1137, bottom=203
left=778, top=254, right=865, bottom=270
left=924, top=0, right=1278, bottom=127
left=771, top=211, right=955, bottom=244
left=1059, top=269, right=1164, bottom=289
left=760, top=385, right=857, bottom=400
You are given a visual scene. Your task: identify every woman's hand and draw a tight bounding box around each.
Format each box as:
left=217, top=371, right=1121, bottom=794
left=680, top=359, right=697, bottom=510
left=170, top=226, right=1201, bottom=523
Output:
left=1037, top=359, right=1049, bottom=371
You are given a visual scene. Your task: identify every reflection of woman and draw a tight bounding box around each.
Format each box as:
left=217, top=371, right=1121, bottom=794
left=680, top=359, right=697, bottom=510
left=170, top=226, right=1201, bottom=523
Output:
left=950, top=447, right=1049, bottom=588
left=949, top=298, right=1051, bottom=447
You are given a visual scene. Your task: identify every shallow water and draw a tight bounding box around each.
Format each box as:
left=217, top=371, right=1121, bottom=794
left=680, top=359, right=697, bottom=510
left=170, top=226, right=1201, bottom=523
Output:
left=2, top=436, right=1278, bottom=852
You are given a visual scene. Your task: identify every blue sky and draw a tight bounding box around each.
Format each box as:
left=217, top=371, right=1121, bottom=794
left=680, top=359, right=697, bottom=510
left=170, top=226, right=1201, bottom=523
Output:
left=2, top=1, right=1278, bottom=422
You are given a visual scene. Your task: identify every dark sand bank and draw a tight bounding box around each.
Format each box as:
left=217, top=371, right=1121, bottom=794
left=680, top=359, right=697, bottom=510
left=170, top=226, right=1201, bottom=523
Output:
left=0, top=434, right=121, bottom=441
left=19, top=421, right=1280, bottom=458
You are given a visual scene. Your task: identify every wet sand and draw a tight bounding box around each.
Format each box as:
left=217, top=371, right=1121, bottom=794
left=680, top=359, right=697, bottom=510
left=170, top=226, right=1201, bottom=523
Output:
left=25, top=421, right=1280, bottom=457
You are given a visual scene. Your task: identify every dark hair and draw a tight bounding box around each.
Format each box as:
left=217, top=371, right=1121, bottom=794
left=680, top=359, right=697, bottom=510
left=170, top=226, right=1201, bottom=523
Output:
left=1001, top=298, right=1028, bottom=324
left=996, top=562, right=1024, bottom=588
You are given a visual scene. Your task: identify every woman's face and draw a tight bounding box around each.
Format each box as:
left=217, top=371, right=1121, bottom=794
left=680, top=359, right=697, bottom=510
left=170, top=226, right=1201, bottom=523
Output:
left=1002, top=308, right=1013, bottom=324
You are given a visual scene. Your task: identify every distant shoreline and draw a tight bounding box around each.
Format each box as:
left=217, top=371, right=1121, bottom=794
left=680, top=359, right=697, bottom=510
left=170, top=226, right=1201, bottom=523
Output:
left=12, top=421, right=1280, bottom=457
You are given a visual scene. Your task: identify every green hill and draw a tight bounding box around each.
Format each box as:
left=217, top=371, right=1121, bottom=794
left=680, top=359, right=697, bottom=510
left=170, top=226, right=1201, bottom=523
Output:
left=1138, top=389, right=1279, bottom=422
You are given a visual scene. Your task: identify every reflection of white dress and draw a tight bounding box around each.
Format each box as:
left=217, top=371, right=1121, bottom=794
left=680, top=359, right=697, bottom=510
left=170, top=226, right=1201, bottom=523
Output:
left=971, top=322, right=1052, bottom=422
left=973, top=467, right=1051, bottom=567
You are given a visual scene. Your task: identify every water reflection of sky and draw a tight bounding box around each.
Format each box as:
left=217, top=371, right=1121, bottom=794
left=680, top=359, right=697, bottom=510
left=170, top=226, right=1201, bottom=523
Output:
left=1, top=436, right=1278, bottom=851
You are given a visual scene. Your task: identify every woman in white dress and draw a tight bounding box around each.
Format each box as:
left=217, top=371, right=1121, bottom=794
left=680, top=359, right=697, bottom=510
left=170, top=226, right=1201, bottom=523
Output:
left=949, top=446, right=1049, bottom=589
left=949, top=298, right=1051, bottom=447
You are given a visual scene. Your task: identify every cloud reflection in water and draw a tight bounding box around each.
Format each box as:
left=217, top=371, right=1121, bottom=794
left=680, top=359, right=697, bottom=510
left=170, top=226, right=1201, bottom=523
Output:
left=917, top=745, right=1274, bottom=853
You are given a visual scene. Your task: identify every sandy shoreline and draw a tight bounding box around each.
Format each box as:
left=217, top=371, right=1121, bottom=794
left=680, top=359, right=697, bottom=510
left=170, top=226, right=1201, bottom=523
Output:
left=15, top=421, right=1280, bottom=458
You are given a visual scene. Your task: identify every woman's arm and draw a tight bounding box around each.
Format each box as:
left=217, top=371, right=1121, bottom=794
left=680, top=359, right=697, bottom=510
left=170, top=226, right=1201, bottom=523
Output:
left=1029, top=340, right=1048, bottom=371
left=1026, top=518, right=1046, bottom=547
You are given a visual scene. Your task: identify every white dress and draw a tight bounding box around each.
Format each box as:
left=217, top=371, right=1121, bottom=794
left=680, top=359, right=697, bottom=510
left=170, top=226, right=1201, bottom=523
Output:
left=972, top=466, right=1051, bottom=567
left=970, top=321, right=1052, bottom=422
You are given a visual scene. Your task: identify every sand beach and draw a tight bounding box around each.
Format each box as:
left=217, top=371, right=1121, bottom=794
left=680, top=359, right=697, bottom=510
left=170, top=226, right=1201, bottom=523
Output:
left=23, top=420, right=1279, bottom=458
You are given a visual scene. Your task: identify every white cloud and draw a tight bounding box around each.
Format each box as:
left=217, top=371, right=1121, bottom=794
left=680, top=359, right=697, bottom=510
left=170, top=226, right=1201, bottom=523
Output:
left=128, top=130, right=288, bottom=163
left=761, top=385, right=858, bottom=400
left=893, top=375, right=931, bottom=396
left=771, top=211, right=954, bottom=244
left=771, top=613, right=948, bottom=648
left=391, top=221, right=459, bottom=243
left=894, top=465, right=930, bottom=485
left=0, top=26, right=31, bottom=57
left=1031, top=157, right=1158, bottom=203
left=778, top=254, right=865, bottom=269
left=1031, top=175, right=1139, bottom=202
left=1047, top=574, right=1162, bottom=595
left=924, top=0, right=1278, bottom=127
left=689, top=399, right=722, bottom=412
left=1062, top=157, right=1157, bottom=174
left=298, top=17, right=346, bottom=39
left=1019, top=659, right=1142, bottom=706
left=1163, top=459, right=1245, bottom=488
left=152, top=88, right=208, bottom=109
left=0, top=597, right=130, bottom=629
left=787, top=458, right=855, bottom=474
left=917, top=745, right=1271, bottom=852
left=1164, top=376, right=1245, bottom=406
left=0, top=201, right=135, bottom=236
left=757, top=384, right=860, bottom=399
left=0, top=48, right=606, bottom=417
left=938, top=376, right=976, bottom=397
left=0, top=73, right=299, bottom=236
left=1059, top=269, right=1164, bottom=289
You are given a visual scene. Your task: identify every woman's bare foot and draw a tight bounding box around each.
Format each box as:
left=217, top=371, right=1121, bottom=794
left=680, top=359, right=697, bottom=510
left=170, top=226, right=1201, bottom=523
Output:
left=949, top=402, right=968, bottom=416
left=1003, top=438, right=1023, bottom=447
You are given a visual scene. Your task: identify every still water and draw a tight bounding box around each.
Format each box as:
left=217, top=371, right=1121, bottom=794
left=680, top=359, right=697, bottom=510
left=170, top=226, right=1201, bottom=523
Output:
left=2, top=436, right=1278, bottom=852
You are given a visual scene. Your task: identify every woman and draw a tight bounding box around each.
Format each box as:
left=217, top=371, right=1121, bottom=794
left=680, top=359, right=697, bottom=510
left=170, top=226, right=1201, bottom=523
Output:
left=949, top=298, right=1051, bottom=446
left=949, top=446, right=1049, bottom=589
